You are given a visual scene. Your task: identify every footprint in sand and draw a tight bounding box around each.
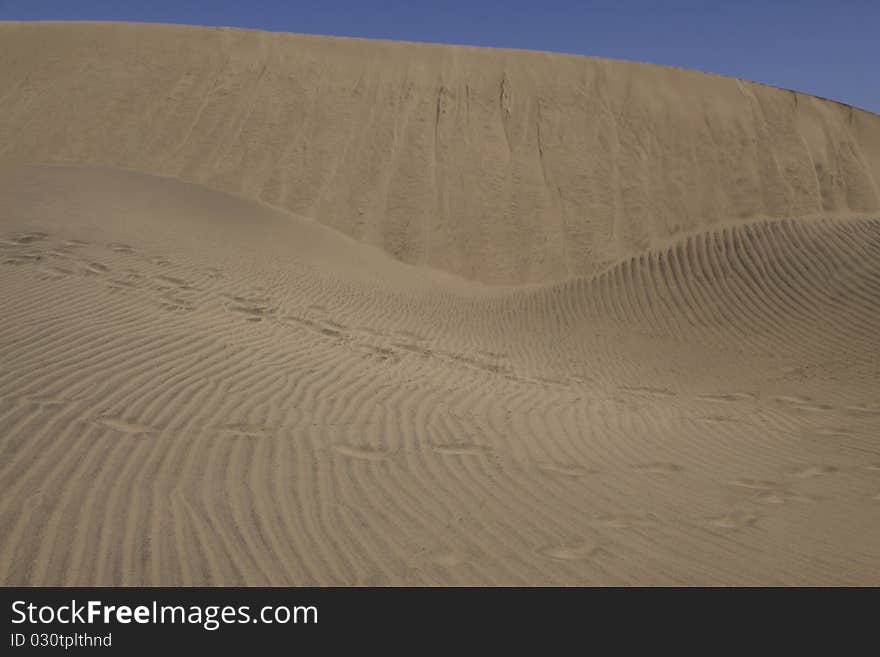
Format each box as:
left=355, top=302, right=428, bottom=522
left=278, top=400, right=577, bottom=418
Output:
left=730, top=478, right=781, bottom=490
left=354, top=344, right=396, bottom=361
left=730, top=476, right=825, bottom=503
left=429, top=443, right=491, bottom=457
left=394, top=343, right=433, bottom=357
left=159, top=295, right=195, bottom=312
left=843, top=403, right=880, bottom=417
left=707, top=510, right=759, bottom=529
left=536, top=462, right=601, bottom=478
left=11, top=232, right=49, bottom=245
left=3, top=253, right=42, bottom=266
left=332, top=444, right=396, bottom=462
left=226, top=304, right=276, bottom=321
left=60, top=239, right=89, bottom=249
left=154, top=274, right=191, bottom=287
left=618, top=386, right=676, bottom=398
left=792, top=465, right=838, bottom=479
left=751, top=488, right=819, bottom=505
left=107, top=278, right=138, bottom=290
left=775, top=396, right=834, bottom=412
left=82, top=262, right=109, bottom=276
left=214, top=423, right=272, bottom=438
left=696, top=392, right=756, bottom=403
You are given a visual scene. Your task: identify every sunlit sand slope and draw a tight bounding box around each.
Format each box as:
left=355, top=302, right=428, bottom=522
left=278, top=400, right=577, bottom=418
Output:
left=1, top=166, right=878, bottom=585
left=1, top=21, right=878, bottom=283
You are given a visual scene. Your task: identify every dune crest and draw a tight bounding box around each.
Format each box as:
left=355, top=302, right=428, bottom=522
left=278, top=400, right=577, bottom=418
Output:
left=1, top=21, right=878, bottom=283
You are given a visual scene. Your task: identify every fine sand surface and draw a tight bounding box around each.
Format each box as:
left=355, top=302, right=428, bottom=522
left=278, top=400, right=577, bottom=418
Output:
left=1, top=22, right=879, bottom=585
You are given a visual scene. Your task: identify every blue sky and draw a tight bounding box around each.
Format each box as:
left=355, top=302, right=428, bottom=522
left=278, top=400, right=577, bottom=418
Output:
left=1, top=0, right=877, bottom=113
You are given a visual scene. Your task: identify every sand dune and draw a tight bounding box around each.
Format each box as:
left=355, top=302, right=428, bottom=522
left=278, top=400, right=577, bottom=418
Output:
left=0, top=22, right=879, bottom=585
left=2, top=21, right=878, bottom=284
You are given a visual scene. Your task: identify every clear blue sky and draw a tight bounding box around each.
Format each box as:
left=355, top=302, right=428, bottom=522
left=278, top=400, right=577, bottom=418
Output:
left=2, top=0, right=877, bottom=113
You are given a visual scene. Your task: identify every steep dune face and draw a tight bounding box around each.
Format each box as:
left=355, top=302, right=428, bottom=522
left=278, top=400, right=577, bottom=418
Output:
left=1, top=21, right=878, bottom=283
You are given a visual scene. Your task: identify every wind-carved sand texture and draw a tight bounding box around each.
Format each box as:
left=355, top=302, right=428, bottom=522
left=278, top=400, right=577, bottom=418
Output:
left=0, top=21, right=879, bottom=585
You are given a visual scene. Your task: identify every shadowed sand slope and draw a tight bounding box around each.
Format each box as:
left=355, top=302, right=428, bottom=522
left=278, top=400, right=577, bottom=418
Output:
left=0, top=166, right=878, bottom=585
left=1, top=21, right=879, bottom=283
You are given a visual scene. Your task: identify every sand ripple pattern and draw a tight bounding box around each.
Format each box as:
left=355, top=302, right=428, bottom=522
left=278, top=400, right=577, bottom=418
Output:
left=1, top=168, right=879, bottom=585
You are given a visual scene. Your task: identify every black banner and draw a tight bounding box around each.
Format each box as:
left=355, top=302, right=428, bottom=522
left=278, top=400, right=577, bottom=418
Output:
left=1, top=587, right=875, bottom=651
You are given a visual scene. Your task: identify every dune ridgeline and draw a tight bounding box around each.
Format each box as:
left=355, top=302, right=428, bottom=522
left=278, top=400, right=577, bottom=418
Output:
left=1, top=21, right=879, bottom=585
